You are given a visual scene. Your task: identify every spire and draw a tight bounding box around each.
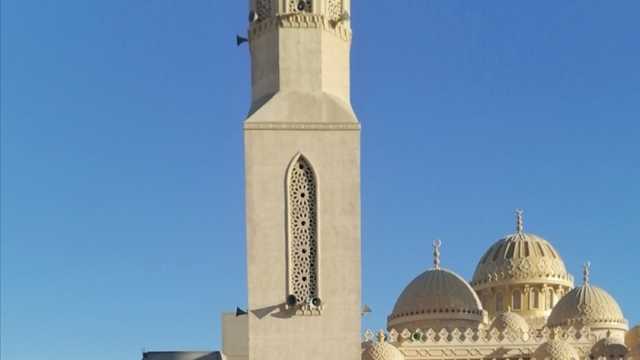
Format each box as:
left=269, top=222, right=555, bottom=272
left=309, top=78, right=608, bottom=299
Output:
left=583, top=261, right=591, bottom=286
left=377, top=330, right=386, bottom=343
left=433, top=239, right=442, bottom=270
left=515, top=209, right=524, bottom=233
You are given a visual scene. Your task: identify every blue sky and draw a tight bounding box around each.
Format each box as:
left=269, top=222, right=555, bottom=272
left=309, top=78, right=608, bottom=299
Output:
left=2, top=1, right=639, bottom=359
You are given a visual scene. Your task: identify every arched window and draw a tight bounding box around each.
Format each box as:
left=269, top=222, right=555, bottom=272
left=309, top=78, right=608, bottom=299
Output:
left=545, top=290, right=551, bottom=309
left=530, top=288, right=540, bottom=309
left=287, top=154, right=318, bottom=305
left=512, top=290, right=522, bottom=310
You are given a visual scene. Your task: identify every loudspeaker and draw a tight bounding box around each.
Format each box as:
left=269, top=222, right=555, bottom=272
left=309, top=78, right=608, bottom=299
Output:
left=235, top=307, right=248, bottom=316
left=286, top=294, right=298, bottom=306
left=236, top=35, right=249, bottom=46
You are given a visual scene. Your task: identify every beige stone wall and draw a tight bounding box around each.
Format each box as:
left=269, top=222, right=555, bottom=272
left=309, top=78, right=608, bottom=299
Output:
left=244, top=124, right=360, bottom=360
left=249, top=27, right=352, bottom=114
left=221, top=313, right=248, bottom=360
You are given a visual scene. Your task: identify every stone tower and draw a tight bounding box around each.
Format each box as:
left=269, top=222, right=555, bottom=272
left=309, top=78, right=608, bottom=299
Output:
left=243, top=0, right=360, bottom=359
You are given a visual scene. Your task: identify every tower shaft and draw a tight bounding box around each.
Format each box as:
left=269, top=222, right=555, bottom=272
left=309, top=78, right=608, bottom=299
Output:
left=243, top=1, right=360, bottom=360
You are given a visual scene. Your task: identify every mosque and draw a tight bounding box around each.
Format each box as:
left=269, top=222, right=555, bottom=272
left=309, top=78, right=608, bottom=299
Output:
left=142, top=1, right=639, bottom=359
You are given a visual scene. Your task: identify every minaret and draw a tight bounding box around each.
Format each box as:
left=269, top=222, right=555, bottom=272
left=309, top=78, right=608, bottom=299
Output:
left=243, top=1, right=360, bottom=360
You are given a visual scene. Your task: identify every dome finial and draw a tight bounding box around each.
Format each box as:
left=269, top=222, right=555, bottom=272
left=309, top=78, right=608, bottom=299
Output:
left=583, top=261, right=591, bottom=286
left=433, top=239, right=442, bottom=270
left=515, top=209, right=524, bottom=233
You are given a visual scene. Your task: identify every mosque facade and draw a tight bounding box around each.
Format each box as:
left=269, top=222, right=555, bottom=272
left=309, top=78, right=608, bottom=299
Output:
left=143, top=1, right=639, bottom=360
left=364, top=214, right=635, bottom=360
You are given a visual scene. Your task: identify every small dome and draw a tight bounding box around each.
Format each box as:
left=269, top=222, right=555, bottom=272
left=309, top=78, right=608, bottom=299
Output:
left=548, top=284, right=628, bottom=331
left=362, top=332, right=404, bottom=360
left=491, top=311, right=530, bottom=335
left=471, top=231, right=573, bottom=289
left=626, top=325, right=640, bottom=354
left=591, top=337, right=628, bottom=359
left=534, top=339, right=580, bottom=360
left=388, top=268, right=484, bottom=329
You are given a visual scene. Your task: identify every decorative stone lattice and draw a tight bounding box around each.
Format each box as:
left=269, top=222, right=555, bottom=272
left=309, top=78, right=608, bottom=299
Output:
left=287, top=155, right=318, bottom=304
left=256, top=0, right=271, bottom=19
left=379, top=326, right=591, bottom=346
left=327, top=0, right=343, bottom=19
left=289, top=0, right=313, bottom=13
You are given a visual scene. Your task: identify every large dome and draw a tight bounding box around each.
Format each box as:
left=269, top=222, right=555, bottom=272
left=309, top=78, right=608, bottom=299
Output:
left=471, top=211, right=575, bottom=326
left=471, top=229, right=573, bottom=289
left=548, top=283, right=628, bottom=332
left=388, top=268, right=484, bottom=329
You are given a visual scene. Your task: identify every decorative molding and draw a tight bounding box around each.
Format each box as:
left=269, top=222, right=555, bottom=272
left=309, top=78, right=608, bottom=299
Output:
left=244, top=122, right=360, bottom=131
left=382, top=326, right=593, bottom=346
left=249, top=13, right=352, bottom=42
left=327, top=0, right=344, bottom=20
left=256, top=0, right=272, bottom=19
left=361, top=326, right=598, bottom=359
left=292, top=303, right=324, bottom=316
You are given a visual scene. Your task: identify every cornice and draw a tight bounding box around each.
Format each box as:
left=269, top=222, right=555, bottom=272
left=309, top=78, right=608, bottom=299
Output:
left=388, top=324, right=592, bottom=344
left=248, top=13, right=352, bottom=42
left=244, top=122, right=360, bottom=131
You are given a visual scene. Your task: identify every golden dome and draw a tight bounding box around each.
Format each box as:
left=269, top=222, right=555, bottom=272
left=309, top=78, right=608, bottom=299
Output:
left=548, top=282, right=628, bottom=331
left=471, top=211, right=573, bottom=290
left=626, top=325, right=640, bottom=354
left=388, top=268, right=484, bottom=328
left=389, top=241, right=485, bottom=330
left=362, top=331, right=404, bottom=360
left=534, top=339, right=580, bottom=360
left=490, top=311, right=530, bottom=335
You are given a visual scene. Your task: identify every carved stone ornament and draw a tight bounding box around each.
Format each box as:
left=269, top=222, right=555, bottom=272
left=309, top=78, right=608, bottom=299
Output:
left=248, top=13, right=352, bottom=42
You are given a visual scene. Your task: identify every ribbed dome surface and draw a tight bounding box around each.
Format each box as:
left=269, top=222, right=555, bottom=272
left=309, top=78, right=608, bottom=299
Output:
left=548, top=285, right=628, bottom=330
left=534, top=339, right=580, bottom=360
left=391, top=269, right=483, bottom=317
left=362, top=339, right=404, bottom=360
left=491, top=311, right=530, bottom=334
left=471, top=232, right=573, bottom=288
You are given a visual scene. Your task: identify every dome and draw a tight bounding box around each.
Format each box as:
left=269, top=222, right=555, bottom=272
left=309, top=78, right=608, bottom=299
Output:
left=534, top=339, right=580, bottom=360
left=626, top=325, right=640, bottom=355
left=388, top=268, right=484, bottom=329
left=591, top=337, right=628, bottom=359
left=362, top=332, right=404, bottom=360
left=471, top=212, right=573, bottom=290
left=490, top=311, right=530, bottom=335
left=548, top=284, right=628, bottom=331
